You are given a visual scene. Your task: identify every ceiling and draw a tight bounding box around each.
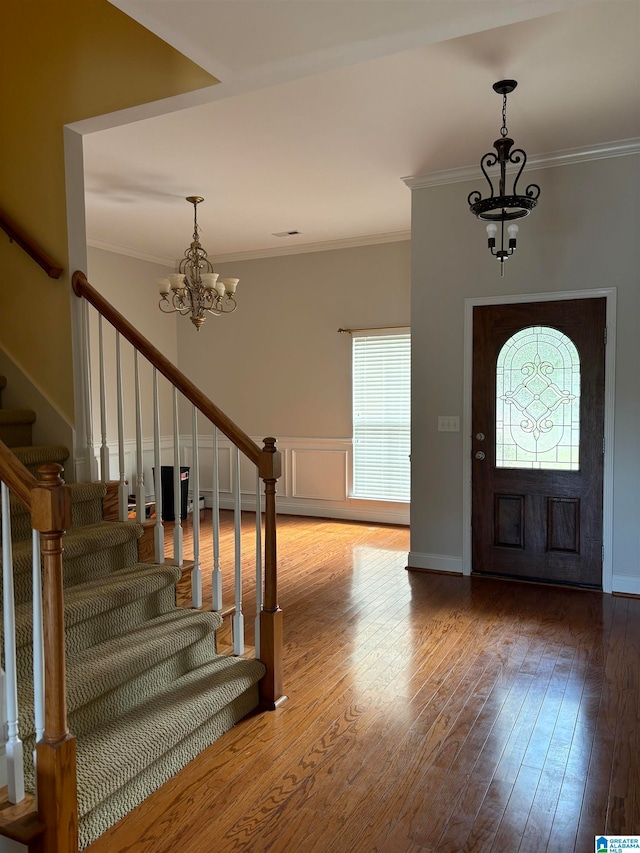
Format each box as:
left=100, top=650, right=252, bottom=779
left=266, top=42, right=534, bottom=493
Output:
left=83, top=0, right=640, bottom=265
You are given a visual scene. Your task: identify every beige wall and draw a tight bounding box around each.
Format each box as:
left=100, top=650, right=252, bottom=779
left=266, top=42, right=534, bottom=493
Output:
left=86, top=247, right=178, bottom=442
left=176, top=241, right=411, bottom=438
left=0, top=0, right=216, bottom=425
left=410, top=154, right=640, bottom=592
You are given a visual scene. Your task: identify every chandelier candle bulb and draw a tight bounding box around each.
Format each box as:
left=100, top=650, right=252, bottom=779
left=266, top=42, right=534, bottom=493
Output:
left=201, top=273, right=219, bottom=291
left=169, top=273, right=185, bottom=291
left=222, top=278, right=239, bottom=295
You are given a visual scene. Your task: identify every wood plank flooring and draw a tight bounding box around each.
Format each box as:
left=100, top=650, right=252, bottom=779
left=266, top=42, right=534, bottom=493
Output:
left=86, top=512, right=639, bottom=852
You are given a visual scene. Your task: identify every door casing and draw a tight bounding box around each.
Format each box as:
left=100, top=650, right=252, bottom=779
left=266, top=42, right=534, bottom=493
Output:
left=462, top=288, right=616, bottom=592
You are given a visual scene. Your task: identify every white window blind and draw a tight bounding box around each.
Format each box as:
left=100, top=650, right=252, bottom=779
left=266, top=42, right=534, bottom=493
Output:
left=352, top=331, right=410, bottom=502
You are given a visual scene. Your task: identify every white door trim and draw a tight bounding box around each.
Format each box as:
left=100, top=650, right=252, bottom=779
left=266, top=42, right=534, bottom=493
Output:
left=462, top=287, right=616, bottom=593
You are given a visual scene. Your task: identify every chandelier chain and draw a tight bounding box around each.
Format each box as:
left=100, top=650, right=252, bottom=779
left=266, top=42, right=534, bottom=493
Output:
left=500, top=92, right=508, bottom=138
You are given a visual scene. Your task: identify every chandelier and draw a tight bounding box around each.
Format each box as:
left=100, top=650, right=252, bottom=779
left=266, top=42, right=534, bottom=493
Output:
left=468, top=80, right=540, bottom=276
left=158, top=196, right=238, bottom=330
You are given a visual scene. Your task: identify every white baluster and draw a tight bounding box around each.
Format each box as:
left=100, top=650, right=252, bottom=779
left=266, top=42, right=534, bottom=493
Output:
left=1, top=483, right=25, bottom=802
left=81, top=300, right=98, bottom=480
left=172, top=387, right=183, bottom=566
left=134, top=351, right=144, bottom=524
left=98, top=315, right=110, bottom=482
left=191, top=406, right=202, bottom=608
left=211, top=426, right=222, bottom=610
left=115, top=332, right=128, bottom=522
left=152, top=368, right=164, bottom=563
left=255, top=468, right=263, bottom=658
left=233, top=446, right=244, bottom=655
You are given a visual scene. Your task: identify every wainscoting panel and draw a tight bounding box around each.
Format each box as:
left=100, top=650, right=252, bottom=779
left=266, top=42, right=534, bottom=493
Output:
left=95, top=435, right=409, bottom=525
left=291, top=448, right=348, bottom=501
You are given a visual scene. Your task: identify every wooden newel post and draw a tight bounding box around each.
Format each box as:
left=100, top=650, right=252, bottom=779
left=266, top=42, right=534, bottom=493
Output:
left=258, top=438, right=286, bottom=710
left=31, top=464, right=78, bottom=853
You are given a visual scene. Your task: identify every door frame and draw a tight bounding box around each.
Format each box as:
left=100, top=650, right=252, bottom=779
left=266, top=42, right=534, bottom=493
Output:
left=462, top=287, right=617, bottom=592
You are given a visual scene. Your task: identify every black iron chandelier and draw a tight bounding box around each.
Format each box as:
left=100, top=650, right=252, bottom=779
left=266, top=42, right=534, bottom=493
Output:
left=468, top=80, right=540, bottom=275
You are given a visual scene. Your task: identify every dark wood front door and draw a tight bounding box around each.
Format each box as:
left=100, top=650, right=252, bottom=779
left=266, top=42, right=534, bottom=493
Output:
left=472, top=298, right=606, bottom=587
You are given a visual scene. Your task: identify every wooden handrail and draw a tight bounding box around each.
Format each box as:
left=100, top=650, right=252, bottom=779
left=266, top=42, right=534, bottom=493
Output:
left=0, top=438, right=38, bottom=510
left=0, top=210, right=63, bottom=280
left=74, top=268, right=285, bottom=710
left=72, top=271, right=261, bottom=466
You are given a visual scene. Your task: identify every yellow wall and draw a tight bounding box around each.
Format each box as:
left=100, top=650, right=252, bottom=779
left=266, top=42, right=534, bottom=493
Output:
left=0, top=0, right=217, bottom=424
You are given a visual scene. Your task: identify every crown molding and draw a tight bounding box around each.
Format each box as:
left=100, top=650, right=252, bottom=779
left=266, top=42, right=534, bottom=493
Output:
left=402, top=138, right=640, bottom=190
left=86, top=238, right=175, bottom=268
left=88, top=230, right=411, bottom=267
left=210, top=230, right=411, bottom=264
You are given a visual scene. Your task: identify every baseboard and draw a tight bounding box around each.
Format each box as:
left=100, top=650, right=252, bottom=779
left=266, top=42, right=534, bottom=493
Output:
left=407, top=551, right=463, bottom=574
left=216, top=495, right=409, bottom=525
left=612, top=575, right=640, bottom=596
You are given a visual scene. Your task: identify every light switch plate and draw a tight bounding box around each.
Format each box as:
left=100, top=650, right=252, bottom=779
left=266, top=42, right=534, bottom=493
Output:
left=438, top=416, right=460, bottom=432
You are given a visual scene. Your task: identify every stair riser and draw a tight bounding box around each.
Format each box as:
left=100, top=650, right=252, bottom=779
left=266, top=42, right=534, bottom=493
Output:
left=77, top=686, right=259, bottom=850
left=0, top=423, right=33, bottom=447
left=0, top=496, right=105, bottom=545
left=16, top=630, right=220, bottom=745
left=65, top=585, right=178, bottom=657
left=5, top=538, right=140, bottom=607
left=69, top=635, right=220, bottom=739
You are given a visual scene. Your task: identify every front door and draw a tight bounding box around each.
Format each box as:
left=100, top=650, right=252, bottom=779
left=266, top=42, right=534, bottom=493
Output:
left=471, top=297, right=606, bottom=587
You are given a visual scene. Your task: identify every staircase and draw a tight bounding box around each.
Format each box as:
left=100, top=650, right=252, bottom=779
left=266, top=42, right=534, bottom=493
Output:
left=0, top=381, right=266, bottom=850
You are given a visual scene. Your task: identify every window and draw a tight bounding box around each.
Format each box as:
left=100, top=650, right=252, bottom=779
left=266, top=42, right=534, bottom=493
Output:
left=496, top=325, right=580, bottom=470
left=352, top=330, right=410, bottom=501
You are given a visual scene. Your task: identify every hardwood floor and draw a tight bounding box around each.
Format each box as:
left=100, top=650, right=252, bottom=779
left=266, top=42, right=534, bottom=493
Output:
left=86, top=512, right=639, bottom=852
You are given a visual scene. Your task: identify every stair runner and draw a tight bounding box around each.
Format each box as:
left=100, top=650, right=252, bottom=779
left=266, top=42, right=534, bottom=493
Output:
left=0, top=386, right=265, bottom=849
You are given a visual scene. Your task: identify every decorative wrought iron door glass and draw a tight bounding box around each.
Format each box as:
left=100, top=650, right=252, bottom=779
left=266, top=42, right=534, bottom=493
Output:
left=496, top=325, right=580, bottom=470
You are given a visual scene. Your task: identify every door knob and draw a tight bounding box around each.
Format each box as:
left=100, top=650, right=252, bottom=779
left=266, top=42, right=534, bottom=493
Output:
left=475, top=451, right=486, bottom=460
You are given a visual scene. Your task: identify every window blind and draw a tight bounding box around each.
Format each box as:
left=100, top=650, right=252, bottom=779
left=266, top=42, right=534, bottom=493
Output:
left=352, top=332, right=410, bottom=502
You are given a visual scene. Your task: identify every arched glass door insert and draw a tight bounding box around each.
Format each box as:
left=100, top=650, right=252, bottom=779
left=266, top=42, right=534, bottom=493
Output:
left=496, top=325, right=580, bottom=470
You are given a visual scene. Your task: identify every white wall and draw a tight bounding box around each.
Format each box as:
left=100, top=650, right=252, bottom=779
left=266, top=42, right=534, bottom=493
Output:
left=410, top=153, right=640, bottom=593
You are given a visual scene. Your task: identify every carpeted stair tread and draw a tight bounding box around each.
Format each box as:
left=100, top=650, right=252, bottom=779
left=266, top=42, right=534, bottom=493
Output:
left=2, top=482, right=107, bottom=543
left=5, top=521, right=143, bottom=603
left=76, top=654, right=266, bottom=816
left=7, top=481, right=106, bottom=514
left=14, top=563, right=181, bottom=651
left=11, top=445, right=69, bottom=471
left=0, top=410, right=36, bottom=449
left=0, top=410, right=36, bottom=425
left=66, top=609, right=223, bottom=713
left=17, top=609, right=224, bottom=741
left=78, top=688, right=259, bottom=850
left=7, top=520, right=140, bottom=566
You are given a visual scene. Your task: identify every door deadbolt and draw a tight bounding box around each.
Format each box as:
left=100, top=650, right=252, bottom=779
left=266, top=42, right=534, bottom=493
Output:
left=476, top=432, right=485, bottom=441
